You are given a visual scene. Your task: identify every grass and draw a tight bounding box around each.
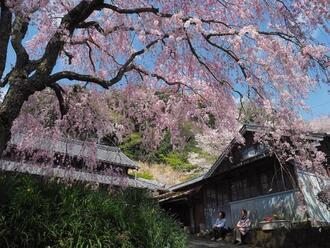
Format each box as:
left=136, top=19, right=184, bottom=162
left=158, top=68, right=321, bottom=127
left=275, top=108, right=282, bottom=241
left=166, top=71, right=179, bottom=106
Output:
left=0, top=172, right=187, bottom=248
left=135, top=171, right=154, bottom=180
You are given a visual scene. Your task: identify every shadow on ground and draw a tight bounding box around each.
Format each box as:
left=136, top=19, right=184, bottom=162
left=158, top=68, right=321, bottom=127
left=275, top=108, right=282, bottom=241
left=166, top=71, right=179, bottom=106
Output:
left=188, top=236, right=250, bottom=248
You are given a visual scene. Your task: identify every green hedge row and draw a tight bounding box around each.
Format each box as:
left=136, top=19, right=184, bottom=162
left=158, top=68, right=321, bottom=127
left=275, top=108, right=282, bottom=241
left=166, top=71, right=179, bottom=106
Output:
left=0, top=173, right=186, bottom=248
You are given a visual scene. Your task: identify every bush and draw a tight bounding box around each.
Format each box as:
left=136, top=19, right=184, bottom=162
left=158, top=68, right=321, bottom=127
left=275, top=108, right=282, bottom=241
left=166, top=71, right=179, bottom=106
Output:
left=135, top=171, right=154, bottom=180
left=159, top=152, right=197, bottom=171
left=0, top=172, right=186, bottom=248
left=120, top=131, right=202, bottom=171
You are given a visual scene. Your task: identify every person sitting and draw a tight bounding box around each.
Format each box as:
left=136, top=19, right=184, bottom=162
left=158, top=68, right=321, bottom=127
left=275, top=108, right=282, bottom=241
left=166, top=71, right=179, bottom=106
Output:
left=210, top=211, right=227, bottom=241
left=233, top=209, right=251, bottom=245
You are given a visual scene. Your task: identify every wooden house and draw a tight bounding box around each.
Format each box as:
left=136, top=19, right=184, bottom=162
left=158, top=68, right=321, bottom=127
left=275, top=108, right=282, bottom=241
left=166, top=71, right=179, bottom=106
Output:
left=159, top=124, right=330, bottom=233
left=0, top=133, right=165, bottom=191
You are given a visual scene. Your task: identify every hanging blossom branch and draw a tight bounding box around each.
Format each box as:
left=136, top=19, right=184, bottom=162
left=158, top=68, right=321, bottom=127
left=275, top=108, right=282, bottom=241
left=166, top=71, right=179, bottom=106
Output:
left=131, top=65, right=207, bottom=100
left=0, top=0, right=328, bottom=172
left=185, top=30, right=245, bottom=116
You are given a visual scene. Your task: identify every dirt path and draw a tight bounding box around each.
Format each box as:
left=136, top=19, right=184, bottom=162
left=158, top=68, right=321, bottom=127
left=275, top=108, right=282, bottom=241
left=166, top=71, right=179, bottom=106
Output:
left=188, top=236, right=250, bottom=248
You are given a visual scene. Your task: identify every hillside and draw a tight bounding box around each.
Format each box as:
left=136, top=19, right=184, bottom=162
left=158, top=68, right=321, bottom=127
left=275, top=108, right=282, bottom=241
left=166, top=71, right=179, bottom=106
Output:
left=126, top=116, right=330, bottom=186
left=121, top=130, right=226, bottom=186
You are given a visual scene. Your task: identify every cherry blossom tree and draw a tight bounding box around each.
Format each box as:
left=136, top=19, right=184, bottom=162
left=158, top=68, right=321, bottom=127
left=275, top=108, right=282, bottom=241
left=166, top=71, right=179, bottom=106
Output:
left=0, top=0, right=329, bottom=171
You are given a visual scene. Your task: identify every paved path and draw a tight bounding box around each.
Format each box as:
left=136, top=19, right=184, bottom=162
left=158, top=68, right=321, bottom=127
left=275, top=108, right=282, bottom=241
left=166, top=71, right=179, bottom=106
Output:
left=188, top=236, right=250, bottom=248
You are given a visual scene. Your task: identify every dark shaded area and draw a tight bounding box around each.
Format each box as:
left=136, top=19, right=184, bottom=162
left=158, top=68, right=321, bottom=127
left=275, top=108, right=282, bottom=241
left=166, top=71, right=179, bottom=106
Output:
left=250, top=227, right=330, bottom=248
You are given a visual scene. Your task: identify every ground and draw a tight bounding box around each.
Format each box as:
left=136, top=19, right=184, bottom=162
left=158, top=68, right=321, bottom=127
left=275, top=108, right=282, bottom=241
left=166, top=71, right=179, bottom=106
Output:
left=188, top=236, right=250, bottom=248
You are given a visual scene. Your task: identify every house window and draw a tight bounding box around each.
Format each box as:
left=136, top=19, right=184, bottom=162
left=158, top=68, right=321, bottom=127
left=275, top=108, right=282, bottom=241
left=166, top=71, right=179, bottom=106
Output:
left=241, top=144, right=266, bottom=160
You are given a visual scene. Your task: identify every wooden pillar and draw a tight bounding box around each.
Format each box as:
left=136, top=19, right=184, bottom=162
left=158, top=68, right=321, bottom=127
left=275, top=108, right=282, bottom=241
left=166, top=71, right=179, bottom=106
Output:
left=189, top=204, right=195, bottom=233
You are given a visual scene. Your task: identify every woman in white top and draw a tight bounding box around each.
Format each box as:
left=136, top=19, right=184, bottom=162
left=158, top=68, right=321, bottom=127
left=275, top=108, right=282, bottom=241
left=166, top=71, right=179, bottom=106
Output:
left=233, top=209, right=251, bottom=245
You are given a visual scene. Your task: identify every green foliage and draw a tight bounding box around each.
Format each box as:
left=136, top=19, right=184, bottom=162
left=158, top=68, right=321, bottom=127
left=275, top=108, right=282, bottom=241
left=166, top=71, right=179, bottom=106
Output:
left=155, top=131, right=173, bottom=159
left=159, top=152, right=196, bottom=171
left=135, top=171, right=154, bottom=180
left=120, top=129, right=206, bottom=171
left=119, top=132, right=145, bottom=160
left=0, top=173, right=186, bottom=248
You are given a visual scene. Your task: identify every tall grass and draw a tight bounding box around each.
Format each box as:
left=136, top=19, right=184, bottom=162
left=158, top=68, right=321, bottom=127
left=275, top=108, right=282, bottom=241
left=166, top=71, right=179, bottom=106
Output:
left=0, top=172, right=186, bottom=248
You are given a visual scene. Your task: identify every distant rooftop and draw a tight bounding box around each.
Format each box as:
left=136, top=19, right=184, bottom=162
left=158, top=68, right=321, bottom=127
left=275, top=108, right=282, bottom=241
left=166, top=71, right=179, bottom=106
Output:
left=167, top=175, right=204, bottom=192
left=9, top=134, right=139, bottom=169
left=0, top=160, right=164, bottom=190
left=241, top=123, right=330, bottom=140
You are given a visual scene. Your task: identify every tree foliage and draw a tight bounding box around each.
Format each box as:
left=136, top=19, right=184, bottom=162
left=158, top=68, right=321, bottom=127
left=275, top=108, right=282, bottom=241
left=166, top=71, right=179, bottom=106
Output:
left=0, top=0, right=329, bottom=173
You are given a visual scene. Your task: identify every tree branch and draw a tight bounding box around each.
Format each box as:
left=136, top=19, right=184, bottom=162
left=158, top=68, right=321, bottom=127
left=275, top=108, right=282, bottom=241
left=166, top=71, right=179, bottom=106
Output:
left=86, top=41, right=96, bottom=72
left=185, top=31, right=246, bottom=113
left=11, top=14, right=30, bottom=68
left=275, top=0, right=292, bottom=14
left=204, top=34, right=265, bottom=100
left=186, top=31, right=228, bottom=86
left=48, top=83, right=68, bottom=118
left=0, top=1, right=12, bottom=79
left=102, top=3, right=171, bottom=17
left=37, top=0, right=103, bottom=76
left=102, top=3, right=231, bottom=28
left=111, top=34, right=168, bottom=82
left=202, top=33, right=247, bottom=78
left=76, top=21, right=104, bottom=34
left=0, top=69, right=11, bottom=88
left=50, top=33, right=166, bottom=87
left=49, top=71, right=114, bottom=89
left=258, top=30, right=301, bottom=46
left=205, top=31, right=239, bottom=39
left=132, top=65, right=208, bottom=99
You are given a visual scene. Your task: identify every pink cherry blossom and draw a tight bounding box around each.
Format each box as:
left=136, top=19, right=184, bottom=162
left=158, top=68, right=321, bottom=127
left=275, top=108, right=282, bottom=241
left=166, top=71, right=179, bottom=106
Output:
left=0, top=0, right=328, bottom=177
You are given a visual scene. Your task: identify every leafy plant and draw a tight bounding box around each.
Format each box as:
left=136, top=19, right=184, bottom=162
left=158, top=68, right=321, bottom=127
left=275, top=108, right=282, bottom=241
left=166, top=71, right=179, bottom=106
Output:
left=159, top=152, right=197, bottom=171
left=0, top=172, right=186, bottom=248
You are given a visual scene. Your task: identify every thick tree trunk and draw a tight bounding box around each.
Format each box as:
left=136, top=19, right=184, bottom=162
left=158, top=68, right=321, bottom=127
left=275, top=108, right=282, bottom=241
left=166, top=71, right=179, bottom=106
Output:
left=0, top=2, right=12, bottom=79
left=0, top=0, right=105, bottom=157
left=0, top=78, right=45, bottom=157
left=0, top=120, right=10, bottom=158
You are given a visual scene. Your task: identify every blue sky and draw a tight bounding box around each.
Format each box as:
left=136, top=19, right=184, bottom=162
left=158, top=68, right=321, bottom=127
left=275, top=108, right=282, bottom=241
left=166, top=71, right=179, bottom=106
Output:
left=302, top=84, right=330, bottom=120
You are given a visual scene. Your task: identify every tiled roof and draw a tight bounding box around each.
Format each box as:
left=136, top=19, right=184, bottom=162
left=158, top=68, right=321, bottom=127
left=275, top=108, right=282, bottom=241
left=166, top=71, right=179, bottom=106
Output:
left=0, top=160, right=164, bottom=190
left=9, top=134, right=138, bottom=169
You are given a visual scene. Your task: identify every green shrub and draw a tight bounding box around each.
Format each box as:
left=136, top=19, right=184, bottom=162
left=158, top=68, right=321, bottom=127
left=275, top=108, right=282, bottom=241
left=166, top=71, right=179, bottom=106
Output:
left=119, top=132, right=144, bottom=160
left=0, top=173, right=186, bottom=248
left=120, top=131, right=201, bottom=171
left=135, top=171, right=154, bottom=180
left=159, top=152, right=197, bottom=171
